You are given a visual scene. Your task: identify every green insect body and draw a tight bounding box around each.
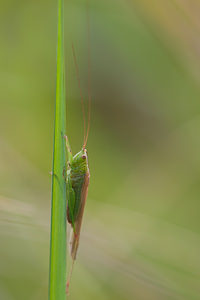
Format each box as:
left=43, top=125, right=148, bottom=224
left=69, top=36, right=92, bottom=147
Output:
left=65, top=136, right=90, bottom=293
left=65, top=136, right=90, bottom=260
left=67, top=149, right=88, bottom=226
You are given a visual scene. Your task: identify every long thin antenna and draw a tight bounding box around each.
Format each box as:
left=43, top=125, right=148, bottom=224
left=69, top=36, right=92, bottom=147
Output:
left=72, top=43, right=86, bottom=147
left=84, top=4, right=91, bottom=148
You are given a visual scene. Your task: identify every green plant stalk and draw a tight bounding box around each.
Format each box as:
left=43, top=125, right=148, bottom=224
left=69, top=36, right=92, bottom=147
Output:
left=48, top=0, right=66, bottom=299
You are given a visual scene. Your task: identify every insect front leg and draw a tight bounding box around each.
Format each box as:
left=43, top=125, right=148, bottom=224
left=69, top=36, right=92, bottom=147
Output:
left=64, top=135, right=73, bottom=164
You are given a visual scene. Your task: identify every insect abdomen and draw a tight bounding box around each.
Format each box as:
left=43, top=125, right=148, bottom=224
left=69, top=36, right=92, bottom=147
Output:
left=67, top=172, right=85, bottom=224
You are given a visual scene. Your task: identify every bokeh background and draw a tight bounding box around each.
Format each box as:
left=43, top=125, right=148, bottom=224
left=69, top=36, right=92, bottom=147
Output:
left=1, top=0, right=200, bottom=299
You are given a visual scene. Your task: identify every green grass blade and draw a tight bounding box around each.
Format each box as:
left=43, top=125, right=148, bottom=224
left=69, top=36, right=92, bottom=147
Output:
left=48, top=0, right=66, bottom=299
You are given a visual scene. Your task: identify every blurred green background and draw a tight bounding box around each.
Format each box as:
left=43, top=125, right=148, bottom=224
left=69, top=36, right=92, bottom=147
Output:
left=1, top=0, right=200, bottom=299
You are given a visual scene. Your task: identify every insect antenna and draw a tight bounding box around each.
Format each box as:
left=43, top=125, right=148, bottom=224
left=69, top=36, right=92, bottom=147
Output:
left=84, top=4, right=91, bottom=148
left=72, top=43, right=87, bottom=147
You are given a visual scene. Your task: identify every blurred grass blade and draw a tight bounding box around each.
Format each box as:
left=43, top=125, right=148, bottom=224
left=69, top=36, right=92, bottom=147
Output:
left=49, top=0, right=66, bottom=299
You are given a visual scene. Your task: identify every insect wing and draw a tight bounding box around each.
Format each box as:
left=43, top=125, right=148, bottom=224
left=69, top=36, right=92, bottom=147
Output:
left=70, top=170, right=90, bottom=259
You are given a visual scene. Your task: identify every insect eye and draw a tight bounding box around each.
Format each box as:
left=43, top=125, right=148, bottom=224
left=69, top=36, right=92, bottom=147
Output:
left=82, top=155, right=86, bottom=159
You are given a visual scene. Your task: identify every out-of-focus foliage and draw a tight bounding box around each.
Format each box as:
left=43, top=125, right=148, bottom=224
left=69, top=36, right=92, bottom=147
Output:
left=0, top=0, right=200, bottom=299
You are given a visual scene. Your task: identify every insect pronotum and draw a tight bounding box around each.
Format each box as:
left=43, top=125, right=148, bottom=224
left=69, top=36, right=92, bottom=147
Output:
left=65, top=9, right=91, bottom=294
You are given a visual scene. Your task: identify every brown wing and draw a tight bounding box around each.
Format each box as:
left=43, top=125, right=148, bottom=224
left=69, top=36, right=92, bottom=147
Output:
left=69, top=170, right=90, bottom=259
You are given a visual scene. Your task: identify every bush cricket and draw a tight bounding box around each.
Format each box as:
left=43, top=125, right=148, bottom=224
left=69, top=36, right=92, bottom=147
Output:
left=65, top=11, right=91, bottom=293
